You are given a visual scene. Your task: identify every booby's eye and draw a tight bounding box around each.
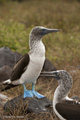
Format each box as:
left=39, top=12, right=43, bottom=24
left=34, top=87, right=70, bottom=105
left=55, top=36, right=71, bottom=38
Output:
left=56, top=72, right=60, bottom=76
left=42, top=29, right=46, bottom=31
left=40, top=29, right=47, bottom=35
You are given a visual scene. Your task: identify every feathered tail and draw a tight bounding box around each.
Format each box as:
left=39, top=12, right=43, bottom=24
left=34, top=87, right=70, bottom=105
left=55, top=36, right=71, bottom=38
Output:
left=2, top=79, right=11, bottom=85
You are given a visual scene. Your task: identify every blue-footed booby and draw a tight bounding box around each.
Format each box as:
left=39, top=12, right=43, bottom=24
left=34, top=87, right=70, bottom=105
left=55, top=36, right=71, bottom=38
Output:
left=3, top=26, right=60, bottom=98
left=41, top=70, right=80, bottom=120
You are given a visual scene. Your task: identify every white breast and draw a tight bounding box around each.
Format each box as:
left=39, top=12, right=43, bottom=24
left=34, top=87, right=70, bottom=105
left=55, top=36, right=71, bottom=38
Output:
left=20, top=41, right=45, bottom=84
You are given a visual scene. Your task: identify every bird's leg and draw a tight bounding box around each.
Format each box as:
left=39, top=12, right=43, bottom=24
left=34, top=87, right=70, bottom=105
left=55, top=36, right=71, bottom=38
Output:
left=32, top=83, right=45, bottom=98
left=23, top=84, right=33, bottom=98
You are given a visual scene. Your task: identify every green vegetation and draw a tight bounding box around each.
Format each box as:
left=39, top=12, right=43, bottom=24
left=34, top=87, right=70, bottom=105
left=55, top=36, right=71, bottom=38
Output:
left=0, top=20, right=29, bottom=53
left=0, top=0, right=80, bottom=119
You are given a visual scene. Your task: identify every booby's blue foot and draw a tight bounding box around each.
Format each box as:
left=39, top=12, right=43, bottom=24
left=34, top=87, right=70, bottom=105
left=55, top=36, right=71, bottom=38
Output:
left=24, top=90, right=33, bottom=98
left=23, top=84, right=33, bottom=98
left=23, top=83, right=45, bottom=98
left=32, top=83, right=45, bottom=98
left=32, top=90, right=44, bottom=98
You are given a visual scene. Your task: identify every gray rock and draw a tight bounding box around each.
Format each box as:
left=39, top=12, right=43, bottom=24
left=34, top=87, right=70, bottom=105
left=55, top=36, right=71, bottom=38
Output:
left=42, top=59, right=56, bottom=72
left=4, top=95, right=52, bottom=115
left=0, top=47, right=21, bottom=68
left=0, top=66, right=12, bottom=82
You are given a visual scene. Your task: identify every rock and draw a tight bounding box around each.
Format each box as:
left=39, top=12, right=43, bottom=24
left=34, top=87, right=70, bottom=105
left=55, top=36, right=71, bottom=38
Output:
left=0, top=66, right=12, bottom=82
left=42, top=59, right=56, bottom=72
left=4, top=95, right=52, bottom=115
left=0, top=47, right=21, bottom=68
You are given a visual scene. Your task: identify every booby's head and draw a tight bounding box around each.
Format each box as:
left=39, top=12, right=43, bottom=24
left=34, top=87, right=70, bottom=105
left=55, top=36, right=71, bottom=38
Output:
left=52, top=70, right=73, bottom=102
left=52, top=70, right=73, bottom=91
left=30, top=26, right=60, bottom=37
left=29, top=26, right=60, bottom=49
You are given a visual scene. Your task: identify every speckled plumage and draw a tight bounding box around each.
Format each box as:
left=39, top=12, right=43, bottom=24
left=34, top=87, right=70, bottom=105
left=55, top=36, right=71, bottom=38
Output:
left=54, top=70, right=73, bottom=102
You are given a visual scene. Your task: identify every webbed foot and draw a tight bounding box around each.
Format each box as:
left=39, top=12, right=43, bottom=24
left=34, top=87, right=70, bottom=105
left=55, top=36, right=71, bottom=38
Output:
left=32, top=90, right=45, bottom=98
left=24, top=90, right=33, bottom=98
left=23, top=84, right=33, bottom=98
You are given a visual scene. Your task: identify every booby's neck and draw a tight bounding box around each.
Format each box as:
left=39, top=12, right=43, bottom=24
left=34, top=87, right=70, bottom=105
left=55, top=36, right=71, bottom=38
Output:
left=29, top=33, right=42, bottom=49
left=29, top=34, right=45, bottom=56
left=53, top=86, right=69, bottom=104
left=53, top=78, right=73, bottom=104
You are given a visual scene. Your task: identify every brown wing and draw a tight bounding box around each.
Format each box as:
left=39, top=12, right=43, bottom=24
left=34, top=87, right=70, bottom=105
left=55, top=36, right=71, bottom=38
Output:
left=56, top=101, right=80, bottom=120
left=10, top=54, right=30, bottom=81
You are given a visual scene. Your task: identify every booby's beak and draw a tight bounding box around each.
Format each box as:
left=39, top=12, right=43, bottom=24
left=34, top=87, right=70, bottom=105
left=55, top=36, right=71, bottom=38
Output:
left=40, top=71, right=60, bottom=80
left=41, top=28, right=61, bottom=35
left=51, top=71, right=60, bottom=80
